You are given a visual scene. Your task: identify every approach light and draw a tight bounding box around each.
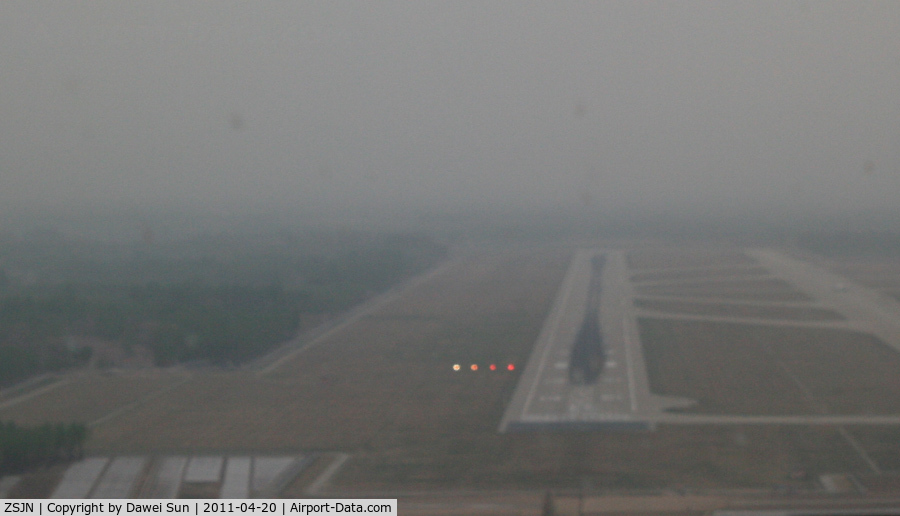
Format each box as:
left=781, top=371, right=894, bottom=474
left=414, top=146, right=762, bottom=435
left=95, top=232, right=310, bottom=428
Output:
left=452, top=364, right=461, bottom=371
left=507, top=363, right=515, bottom=371
left=489, top=364, right=497, bottom=371
left=470, top=364, right=478, bottom=371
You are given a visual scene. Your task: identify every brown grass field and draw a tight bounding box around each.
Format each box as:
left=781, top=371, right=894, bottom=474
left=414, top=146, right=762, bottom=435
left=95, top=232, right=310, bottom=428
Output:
left=633, top=286, right=812, bottom=302
left=634, top=278, right=809, bottom=300
left=813, top=255, right=900, bottom=291
left=637, top=277, right=796, bottom=290
left=845, top=276, right=900, bottom=290
left=0, top=371, right=187, bottom=425
left=824, top=258, right=900, bottom=279
left=630, top=266, right=770, bottom=283
left=5, top=247, right=900, bottom=491
left=84, top=251, right=893, bottom=489
left=77, top=252, right=570, bottom=453
left=627, top=250, right=757, bottom=270
left=843, top=427, right=900, bottom=471
left=640, top=318, right=900, bottom=415
left=334, top=424, right=868, bottom=490
left=634, top=298, right=844, bottom=321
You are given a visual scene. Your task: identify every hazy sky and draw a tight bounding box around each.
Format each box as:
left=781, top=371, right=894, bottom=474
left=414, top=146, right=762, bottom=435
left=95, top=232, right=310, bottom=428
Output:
left=1, top=2, right=899, bottom=224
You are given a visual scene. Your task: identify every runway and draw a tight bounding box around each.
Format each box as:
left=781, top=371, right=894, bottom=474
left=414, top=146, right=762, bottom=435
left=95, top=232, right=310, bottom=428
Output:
left=500, top=247, right=900, bottom=432
left=498, top=249, right=691, bottom=432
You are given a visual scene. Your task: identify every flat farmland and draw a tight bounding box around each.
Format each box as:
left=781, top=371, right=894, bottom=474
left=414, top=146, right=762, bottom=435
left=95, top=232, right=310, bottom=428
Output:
left=824, top=259, right=900, bottom=281
left=10, top=246, right=900, bottom=493
left=631, top=266, right=770, bottom=283
left=633, top=286, right=812, bottom=302
left=843, top=427, right=900, bottom=471
left=0, top=372, right=187, bottom=426
left=844, top=275, right=900, bottom=291
left=634, top=278, right=810, bottom=300
left=637, top=277, right=796, bottom=290
left=337, top=424, right=867, bottom=490
left=84, top=251, right=572, bottom=455
left=813, top=255, right=900, bottom=293
left=627, top=250, right=757, bottom=270
left=634, top=298, right=844, bottom=321
left=640, top=318, right=900, bottom=415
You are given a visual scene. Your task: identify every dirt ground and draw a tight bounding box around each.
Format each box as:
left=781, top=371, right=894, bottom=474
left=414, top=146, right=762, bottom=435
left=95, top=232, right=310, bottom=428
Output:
left=627, top=250, right=757, bottom=270
left=79, top=251, right=571, bottom=455
left=633, top=287, right=812, bottom=302
left=639, top=318, right=900, bottom=415
left=631, top=266, right=770, bottom=283
left=335, top=424, right=865, bottom=491
left=634, top=298, right=843, bottom=321
left=0, top=371, right=188, bottom=425
left=6, top=246, right=900, bottom=493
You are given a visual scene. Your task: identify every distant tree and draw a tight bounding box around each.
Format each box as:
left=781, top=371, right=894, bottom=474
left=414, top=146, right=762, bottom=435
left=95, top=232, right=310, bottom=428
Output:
left=72, top=346, right=93, bottom=365
left=0, top=421, right=88, bottom=474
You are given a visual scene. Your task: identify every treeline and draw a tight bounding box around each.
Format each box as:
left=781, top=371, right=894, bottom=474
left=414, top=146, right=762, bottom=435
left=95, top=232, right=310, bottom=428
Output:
left=0, top=229, right=447, bottom=288
left=0, top=294, right=93, bottom=386
left=0, top=421, right=87, bottom=475
left=126, top=284, right=304, bottom=366
left=0, top=231, right=447, bottom=382
left=0, top=287, right=296, bottom=381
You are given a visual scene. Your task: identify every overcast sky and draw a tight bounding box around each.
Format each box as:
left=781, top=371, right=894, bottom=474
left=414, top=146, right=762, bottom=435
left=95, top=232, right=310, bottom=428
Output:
left=1, top=2, right=899, bottom=226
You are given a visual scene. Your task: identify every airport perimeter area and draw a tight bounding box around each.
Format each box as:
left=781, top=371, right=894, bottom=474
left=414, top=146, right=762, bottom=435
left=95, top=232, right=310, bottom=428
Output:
left=501, top=247, right=900, bottom=430
left=6, top=244, right=900, bottom=506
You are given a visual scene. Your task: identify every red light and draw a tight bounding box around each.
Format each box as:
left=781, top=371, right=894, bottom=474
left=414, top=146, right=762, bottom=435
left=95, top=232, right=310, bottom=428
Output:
left=489, top=364, right=497, bottom=371
left=507, top=363, right=515, bottom=371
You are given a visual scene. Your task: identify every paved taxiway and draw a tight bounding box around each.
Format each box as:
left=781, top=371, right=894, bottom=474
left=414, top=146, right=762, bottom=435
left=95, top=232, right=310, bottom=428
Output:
left=749, top=249, right=900, bottom=355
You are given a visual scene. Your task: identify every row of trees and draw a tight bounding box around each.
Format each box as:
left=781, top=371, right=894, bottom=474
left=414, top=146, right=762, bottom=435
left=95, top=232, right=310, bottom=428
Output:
left=140, top=285, right=303, bottom=366
left=0, top=285, right=308, bottom=378
left=0, top=421, right=87, bottom=475
left=0, top=232, right=448, bottom=378
left=0, top=293, right=96, bottom=386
